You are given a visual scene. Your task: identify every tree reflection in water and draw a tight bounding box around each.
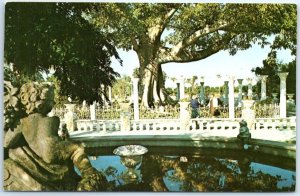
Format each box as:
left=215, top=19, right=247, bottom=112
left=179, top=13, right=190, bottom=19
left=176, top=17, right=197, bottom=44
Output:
left=86, top=148, right=295, bottom=192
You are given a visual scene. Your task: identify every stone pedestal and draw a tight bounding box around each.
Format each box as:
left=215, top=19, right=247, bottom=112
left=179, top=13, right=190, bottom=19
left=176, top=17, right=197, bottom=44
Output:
left=90, top=102, right=96, bottom=120
left=179, top=102, right=190, bottom=131
left=278, top=72, right=289, bottom=118
left=260, top=75, right=268, bottom=100
left=241, top=100, right=255, bottom=130
left=120, top=112, right=131, bottom=132
left=64, top=104, right=77, bottom=132
left=120, top=102, right=131, bottom=132
left=287, top=93, right=296, bottom=117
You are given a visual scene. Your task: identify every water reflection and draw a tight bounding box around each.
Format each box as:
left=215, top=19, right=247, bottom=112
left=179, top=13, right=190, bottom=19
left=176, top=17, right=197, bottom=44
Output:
left=86, top=148, right=295, bottom=192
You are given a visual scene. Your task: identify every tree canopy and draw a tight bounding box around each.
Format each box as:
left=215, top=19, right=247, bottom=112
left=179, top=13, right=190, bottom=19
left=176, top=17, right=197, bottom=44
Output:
left=84, top=3, right=296, bottom=107
left=5, top=2, right=122, bottom=104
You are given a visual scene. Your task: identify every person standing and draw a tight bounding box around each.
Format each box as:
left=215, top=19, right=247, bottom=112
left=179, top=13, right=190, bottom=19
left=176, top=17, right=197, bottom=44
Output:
left=190, top=95, right=200, bottom=118
left=208, top=94, right=219, bottom=117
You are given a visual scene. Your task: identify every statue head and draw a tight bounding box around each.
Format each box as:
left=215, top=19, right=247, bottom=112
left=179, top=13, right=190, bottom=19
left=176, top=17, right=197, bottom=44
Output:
left=19, top=82, right=54, bottom=115
left=239, top=120, right=248, bottom=127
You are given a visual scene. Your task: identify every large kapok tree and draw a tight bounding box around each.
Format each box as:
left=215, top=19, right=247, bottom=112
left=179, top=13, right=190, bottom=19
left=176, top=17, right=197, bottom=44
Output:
left=85, top=3, right=296, bottom=107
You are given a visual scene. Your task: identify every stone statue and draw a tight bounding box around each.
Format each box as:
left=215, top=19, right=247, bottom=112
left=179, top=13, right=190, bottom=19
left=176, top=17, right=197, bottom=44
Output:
left=237, top=120, right=251, bottom=144
left=3, top=81, right=108, bottom=191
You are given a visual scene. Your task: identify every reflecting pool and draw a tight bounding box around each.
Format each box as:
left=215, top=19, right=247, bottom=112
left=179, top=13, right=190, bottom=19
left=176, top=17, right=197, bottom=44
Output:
left=78, top=147, right=295, bottom=192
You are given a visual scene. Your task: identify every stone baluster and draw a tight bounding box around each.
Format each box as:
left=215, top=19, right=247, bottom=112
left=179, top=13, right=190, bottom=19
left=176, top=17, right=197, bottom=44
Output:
left=228, top=76, right=235, bottom=119
left=237, top=79, right=243, bottom=107
left=260, top=75, right=268, bottom=100
left=278, top=72, right=289, bottom=118
left=179, top=101, right=190, bottom=131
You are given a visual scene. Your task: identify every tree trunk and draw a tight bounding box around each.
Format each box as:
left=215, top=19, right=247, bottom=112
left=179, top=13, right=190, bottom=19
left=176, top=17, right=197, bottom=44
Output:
left=141, top=63, right=166, bottom=108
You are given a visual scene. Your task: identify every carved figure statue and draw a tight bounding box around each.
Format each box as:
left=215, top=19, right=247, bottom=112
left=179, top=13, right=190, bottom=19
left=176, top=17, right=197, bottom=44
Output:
left=237, top=120, right=251, bottom=144
left=3, top=81, right=107, bottom=191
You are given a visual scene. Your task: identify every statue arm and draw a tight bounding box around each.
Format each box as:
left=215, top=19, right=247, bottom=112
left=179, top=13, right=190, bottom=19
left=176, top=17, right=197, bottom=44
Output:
left=65, top=143, right=108, bottom=191
left=4, top=126, right=24, bottom=148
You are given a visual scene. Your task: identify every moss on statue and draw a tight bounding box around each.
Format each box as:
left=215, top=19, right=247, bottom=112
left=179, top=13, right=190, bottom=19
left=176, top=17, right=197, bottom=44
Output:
left=3, top=81, right=108, bottom=191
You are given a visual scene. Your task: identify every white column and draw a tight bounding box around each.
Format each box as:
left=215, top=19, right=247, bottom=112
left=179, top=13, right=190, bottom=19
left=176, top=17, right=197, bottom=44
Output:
left=108, top=86, right=112, bottom=104
left=228, top=76, right=235, bottom=119
left=260, top=75, right=268, bottom=100
left=246, top=78, right=253, bottom=99
left=179, top=77, right=185, bottom=99
left=223, top=81, right=229, bottom=105
left=237, top=79, right=243, bottom=107
left=90, top=101, right=96, bottom=120
left=132, top=78, right=139, bottom=120
left=101, top=84, right=106, bottom=106
left=278, top=72, right=289, bottom=118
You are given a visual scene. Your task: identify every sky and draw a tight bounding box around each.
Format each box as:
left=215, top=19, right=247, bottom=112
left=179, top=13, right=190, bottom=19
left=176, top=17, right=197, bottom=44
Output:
left=110, top=42, right=294, bottom=88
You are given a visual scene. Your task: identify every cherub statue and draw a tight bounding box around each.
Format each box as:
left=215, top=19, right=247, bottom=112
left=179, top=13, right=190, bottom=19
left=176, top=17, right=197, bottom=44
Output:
left=237, top=120, right=251, bottom=144
left=3, top=81, right=107, bottom=191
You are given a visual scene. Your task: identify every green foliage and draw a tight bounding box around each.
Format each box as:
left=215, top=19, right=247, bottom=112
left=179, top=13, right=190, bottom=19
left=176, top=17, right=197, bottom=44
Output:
left=46, top=76, right=68, bottom=108
left=4, top=63, right=44, bottom=87
left=111, top=75, right=132, bottom=102
left=5, top=2, right=122, bottom=104
left=87, top=3, right=296, bottom=60
left=252, top=51, right=296, bottom=95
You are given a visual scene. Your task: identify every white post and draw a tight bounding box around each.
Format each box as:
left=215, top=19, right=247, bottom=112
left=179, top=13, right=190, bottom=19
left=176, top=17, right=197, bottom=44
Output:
left=90, top=101, right=96, bottom=120
left=179, top=77, right=185, bottom=99
left=108, top=86, right=112, bottom=104
left=132, top=78, right=139, bottom=120
left=223, top=81, right=229, bottom=105
left=228, top=76, right=235, bottom=119
left=278, top=72, right=289, bottom=118
left=237, top=79, right=243, bottom=107
left=64, top=104, right=77, bottom=132
left=260, top=75, right=268, bottom=100
left=101, top=84, right=106, bottom=106
left=246, top=78, right=253, bottom=99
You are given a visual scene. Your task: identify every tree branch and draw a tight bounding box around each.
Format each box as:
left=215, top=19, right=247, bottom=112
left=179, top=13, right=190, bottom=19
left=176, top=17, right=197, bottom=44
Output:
left=131, top=36, right=139, bottom=51
left=171, top=22, right=233, bottom=56
left=148, top=6, right=180, bottom=43
left=159, top=34, right=235, bottom=63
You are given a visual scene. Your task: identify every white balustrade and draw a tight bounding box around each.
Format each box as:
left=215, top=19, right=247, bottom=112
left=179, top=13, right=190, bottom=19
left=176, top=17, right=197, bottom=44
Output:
left=190, top=118, right=240, bottom=131
left=70, top=116, right=295, bottom=134
left=255, top=117, right=296, bottom=131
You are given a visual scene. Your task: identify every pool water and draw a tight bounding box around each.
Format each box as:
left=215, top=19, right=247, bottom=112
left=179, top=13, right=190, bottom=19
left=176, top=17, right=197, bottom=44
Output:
left=79, top=147, right=295, bottom=192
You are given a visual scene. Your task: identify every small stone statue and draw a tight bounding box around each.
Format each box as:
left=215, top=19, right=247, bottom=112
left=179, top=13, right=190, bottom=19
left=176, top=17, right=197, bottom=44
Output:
left=3, top=81, right=107, bottom=191
left=237, top=120, right=251, bottom=144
